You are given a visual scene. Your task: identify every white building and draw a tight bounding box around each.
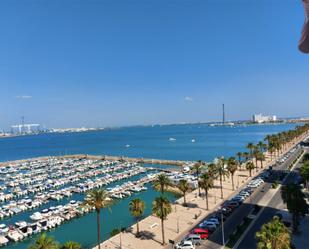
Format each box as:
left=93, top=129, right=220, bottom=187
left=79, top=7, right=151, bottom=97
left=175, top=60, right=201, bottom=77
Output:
left=253, top=114, right=277, bottom=123
left=11, top=124, right=41, bottom=135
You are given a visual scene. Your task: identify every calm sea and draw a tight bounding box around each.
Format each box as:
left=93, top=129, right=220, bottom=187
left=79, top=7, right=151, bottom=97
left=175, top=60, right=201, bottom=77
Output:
left=0, top=123, right=299, bottom=163
left=1, top=123, right=298, bottom=249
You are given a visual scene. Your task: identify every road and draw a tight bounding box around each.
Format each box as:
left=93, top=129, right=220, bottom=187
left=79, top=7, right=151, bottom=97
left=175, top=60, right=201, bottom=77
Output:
left=237, top=149, right=306, bottom=249
left=200, top=145, right=304, bottom=249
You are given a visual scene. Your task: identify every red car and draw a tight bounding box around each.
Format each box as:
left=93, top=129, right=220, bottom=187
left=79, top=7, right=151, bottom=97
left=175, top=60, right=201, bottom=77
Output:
left=190, top=228, right=209, bottom=239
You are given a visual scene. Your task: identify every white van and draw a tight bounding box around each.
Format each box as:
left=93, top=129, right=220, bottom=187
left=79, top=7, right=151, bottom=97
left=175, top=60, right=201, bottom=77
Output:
left=183, top=234, right=201, bottom=245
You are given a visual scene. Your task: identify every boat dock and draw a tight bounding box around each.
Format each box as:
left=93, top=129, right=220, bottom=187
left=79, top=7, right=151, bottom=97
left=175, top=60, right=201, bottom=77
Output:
left=0, top=154, right=191, bottom=168
left=63, top=154, right=190, bottom=167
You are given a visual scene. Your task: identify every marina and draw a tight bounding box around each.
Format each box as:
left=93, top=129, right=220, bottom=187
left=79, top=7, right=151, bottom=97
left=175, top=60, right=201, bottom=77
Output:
left=0, top=156, right=180, bottom=248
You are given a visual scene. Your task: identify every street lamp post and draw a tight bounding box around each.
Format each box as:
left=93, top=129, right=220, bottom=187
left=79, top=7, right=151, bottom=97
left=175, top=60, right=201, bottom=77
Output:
left=221, top=211, right=225, bottom=247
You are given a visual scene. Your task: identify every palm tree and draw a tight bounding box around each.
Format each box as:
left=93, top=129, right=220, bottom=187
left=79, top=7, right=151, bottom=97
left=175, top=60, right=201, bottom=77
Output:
left=129, top=198, right=145, bottom=237
left=242, top=152, right=250, bottom=162
left=247, top=142, right=255, bottom=159
left=152, top=196, right=172, bottom=245
left=256, top=216, right=291, bottom=249
left=198, top=173, right=214, bottom=210
left=153, top=173, right=171, bottom=195
left=246, top=161, right=255, bottom=177
left=192, top=160, right=204, bottom=196
left=177, top=179, right=190, bottom=206
left=253, top=146, right=260, bottom=170
left=236, top=152, right=243, bottom=170
left=227, top=157, right=238, bottom=190
left=257, top=152, right=266, bottom=169
left=29, top=234, right=59, bottom=249
left=61, top=241, right=82, bottom=249
left=300, top=162, right=309, bottom=189
left=212, top=157, right=229, bottom=199
left=207, top=163, right=216, bottom=177
left=257, top=141, right=267, bottom=153
left=281, top=183, right=308, bottom=233
left=268, top=145, right=276, bottom=161
left=84, top=189, right=112, bottom=249
left=236, top=152, right=242, bottom=163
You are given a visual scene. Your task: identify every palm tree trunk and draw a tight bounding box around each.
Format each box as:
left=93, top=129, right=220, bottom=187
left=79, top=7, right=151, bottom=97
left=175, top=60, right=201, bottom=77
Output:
left=205, top=189, right=209, bottom=210
left=249, top=169, right=252, bottom=177
left=161, top=218, right=165, bottom=245
left=220, top=174, right=223, bottom=199
left=97, top=210, right=101, bottom=249
left=197, top=172, right=201, bottom=196
left=231, top=174, right=234, bottom=190
left=183, top=193, right=186, bottom=206
left=136, top=220, right=140, bottom=236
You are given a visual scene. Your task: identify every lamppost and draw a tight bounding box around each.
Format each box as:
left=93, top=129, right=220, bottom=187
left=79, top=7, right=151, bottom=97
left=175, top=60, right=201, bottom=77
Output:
left=221, top=211, right=225, bottom=247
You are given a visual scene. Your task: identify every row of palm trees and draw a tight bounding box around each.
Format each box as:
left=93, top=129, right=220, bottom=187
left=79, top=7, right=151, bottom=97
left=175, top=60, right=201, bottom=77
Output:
left=264, top=124, right=309, bottom=160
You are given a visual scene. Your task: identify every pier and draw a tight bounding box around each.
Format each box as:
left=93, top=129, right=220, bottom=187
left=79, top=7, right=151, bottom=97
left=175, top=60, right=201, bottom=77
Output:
left=64, top=154, right=190, bottom=167
left=0, top=154, right=191, bottom=168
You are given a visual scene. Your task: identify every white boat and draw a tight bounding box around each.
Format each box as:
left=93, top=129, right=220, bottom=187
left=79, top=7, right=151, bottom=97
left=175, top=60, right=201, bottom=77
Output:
left=7, top=229, right=24, bottom=241
left=0, top=236, right=9, bottom=246
left=169, top=138, right=176, bottom=141
left=30, top=212, right=43, bottom=221
left=125, top=144, right=130, bottom=148
left=191, top=139, right=195, bottom=143
left=0, top=224, right=8, bottom=234
left=29, top=223, right=41, bottom=234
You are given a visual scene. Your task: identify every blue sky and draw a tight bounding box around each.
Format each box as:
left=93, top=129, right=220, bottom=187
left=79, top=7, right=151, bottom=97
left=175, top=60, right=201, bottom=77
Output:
left=0, top=0, right=308, bottom=129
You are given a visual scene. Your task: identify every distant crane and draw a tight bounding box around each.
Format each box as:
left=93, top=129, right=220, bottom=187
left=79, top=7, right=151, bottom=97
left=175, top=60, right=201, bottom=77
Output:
left=222, top=104, right=225, bottom=125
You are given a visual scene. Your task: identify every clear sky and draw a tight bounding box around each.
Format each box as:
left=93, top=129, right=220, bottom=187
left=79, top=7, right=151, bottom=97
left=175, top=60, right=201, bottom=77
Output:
left=0, top=0, right=308, bottom=129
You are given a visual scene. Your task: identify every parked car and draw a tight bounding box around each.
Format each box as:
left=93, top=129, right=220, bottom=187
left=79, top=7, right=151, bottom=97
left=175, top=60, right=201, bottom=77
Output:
left=212, top=213, right=226, bottom=222
left=203, top=224, right=217, bottom=232
left=242, top=187, right=254, bottom=194
left=190, top=228, right=209, bottom=239
left=238, top=191, right=250, bottom=198
left=175, top=240, right=195, bottom=249
left=199, top=220, right=218, bottom=228
left=181, top=234, right=202, bottom=246
left=225, top=201, right=239, bottom=209
left=207, top=218, right=220, bottom=225
left=232, top=196, right=245, bottom=203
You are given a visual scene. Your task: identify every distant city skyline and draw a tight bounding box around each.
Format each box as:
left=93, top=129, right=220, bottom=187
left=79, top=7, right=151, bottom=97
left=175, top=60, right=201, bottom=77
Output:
left=0, top=0, right=308, bottom=129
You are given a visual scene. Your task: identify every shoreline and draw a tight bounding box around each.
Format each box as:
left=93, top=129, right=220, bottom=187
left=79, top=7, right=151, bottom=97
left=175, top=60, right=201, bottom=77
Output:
left=0, top=121, right=307, bottom=141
